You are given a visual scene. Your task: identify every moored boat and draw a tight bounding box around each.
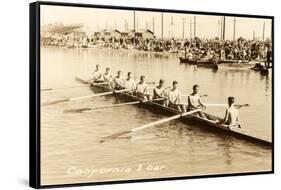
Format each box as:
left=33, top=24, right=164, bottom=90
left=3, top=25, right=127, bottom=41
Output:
left=179, top=57, right=219, bottom=69
left=76, top=77, right=271, bottom=146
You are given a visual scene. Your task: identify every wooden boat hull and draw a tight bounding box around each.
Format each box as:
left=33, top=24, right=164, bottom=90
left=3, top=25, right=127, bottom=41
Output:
left=179, top=57, right=219, bottom=69
left=78, top=77, right=271, bottom=146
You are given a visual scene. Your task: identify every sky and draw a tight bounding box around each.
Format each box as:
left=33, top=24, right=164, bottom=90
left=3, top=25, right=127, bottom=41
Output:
left=41, top=5, right=272, bottom=40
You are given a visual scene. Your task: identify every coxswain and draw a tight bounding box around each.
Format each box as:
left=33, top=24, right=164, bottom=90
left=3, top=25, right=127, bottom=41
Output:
left=187, top=84, right=207, bottom=119
left=167, top=81, right=186, bottom=112
left=217, top=97, right=240, bottom=128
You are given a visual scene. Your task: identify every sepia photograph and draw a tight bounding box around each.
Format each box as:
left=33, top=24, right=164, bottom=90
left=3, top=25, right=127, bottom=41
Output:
left=36, top=2, right=272, bottom=187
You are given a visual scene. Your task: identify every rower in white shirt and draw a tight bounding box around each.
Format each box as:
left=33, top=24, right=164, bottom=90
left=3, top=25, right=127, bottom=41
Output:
left=103, top=67, right=113, bottom=82
left=92, top=64, right=103, bottom=83
left=167, top=81, right=186, bottom=112
left=217, top=97, right=240, bottom=128
left=136, top=75, right=151, bottom=101
left=103, top=67, right=113, bottom=87
left=153, top=79, right=168, bottom=106
left=113, top=70, right=125, bottom=90
left=124, top=72, right=136, bottom=94
left=187, top=84, right=207, bottom=119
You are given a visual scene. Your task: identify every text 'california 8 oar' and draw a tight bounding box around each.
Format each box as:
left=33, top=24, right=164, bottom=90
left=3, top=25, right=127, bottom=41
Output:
left=99, top=108, right=202, bottom=143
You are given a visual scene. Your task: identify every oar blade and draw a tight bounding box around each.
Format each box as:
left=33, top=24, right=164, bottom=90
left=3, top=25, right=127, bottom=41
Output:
left=64, top=108, right=91, bottom=113
left=42, top=99, right=69, bottom=106
left=99, top=130, right=132, bottom=143
left=41, top=88, right=53, bottom=92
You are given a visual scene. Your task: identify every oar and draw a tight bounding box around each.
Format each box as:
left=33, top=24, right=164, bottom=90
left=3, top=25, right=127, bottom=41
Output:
left=99, top=108, right=202, bottom=143
left=206, top=103, right=249, bottom=108
left=182, top=94, right=208, bottom=97
left=42, top=88, right=130, bottom=106
left=41, top=82, right=109, bottom=92
left=64, top=97, right=165, bottom=113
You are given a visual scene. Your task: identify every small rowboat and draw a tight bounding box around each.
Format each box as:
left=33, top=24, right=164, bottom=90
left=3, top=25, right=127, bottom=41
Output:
left=179, top=57, right=219, bottom=70
left=77, top=77, right=271, bottom=146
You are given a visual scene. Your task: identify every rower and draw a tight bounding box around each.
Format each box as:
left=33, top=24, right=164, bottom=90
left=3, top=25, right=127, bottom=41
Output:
left=217, top=97, right=240, bottom=128
left=113, top=70, right=125, bottom=90
left=124, top=72, right=136, bottom=94
left=92, top=64, right=103, bottom=83
left=103, top=67, right=113, bottom=87
left=103, top=67, right=112, bottom=82
left=167, top=81, right=186, bottom=112
left=187, top=84, right=207, bottom=119
left=153, top=79, right=167, bottom=106
left=136, top=75, right=151, bottom=101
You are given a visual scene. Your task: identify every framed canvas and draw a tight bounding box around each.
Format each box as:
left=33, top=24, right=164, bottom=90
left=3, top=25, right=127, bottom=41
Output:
left=29, top=1, right=274, bottom=188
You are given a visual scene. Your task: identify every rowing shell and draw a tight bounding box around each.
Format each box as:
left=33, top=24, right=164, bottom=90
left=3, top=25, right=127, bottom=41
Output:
left=77, top=77, right=271, bottom=146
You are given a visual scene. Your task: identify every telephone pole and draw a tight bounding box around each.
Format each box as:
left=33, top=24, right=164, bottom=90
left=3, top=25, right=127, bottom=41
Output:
left=190, top=19, right=192, bottom=39
left=171, top=16, right=174, bottom=38
left=181, top=18, right=185, bottom=39
left=218, top=20, right=221, bottom=39
left=133, top=11, right=136, bottom=31
left=152, top=17, right=155, bottom=33
left=233, top=17, right=236, bottom=41
left=194, top=16, right=196, bottom=38
left=222, top=16, right=226, bottom=40
left=262, top=22, right=265, bottom=41
left=161, top=12, right=164, bottom=39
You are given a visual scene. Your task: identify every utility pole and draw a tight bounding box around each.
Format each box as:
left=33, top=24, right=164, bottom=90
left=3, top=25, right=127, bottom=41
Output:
left=161, top=12, right=164, bottom=39
left=253, top=30, right=255, bottom=40
left=190, top=19, right=192, bottom=39
left=233, top=17, right=236, bottom=41
left=152, top=17, right=155, bottom=33
left=222, top=16, right=226, bottom=40
left=146, top=21, right=148, bottom=30
left=171, top=16, right=174, bottom=38
left=194, top=16, right=196, bottom=38
left=181, top=18, right=185, bottom=39
left=133, top=11, right=136, bottom=31
left=262, top=22, right=265, bottom=41
left=218, top=20, right=221, bottom=39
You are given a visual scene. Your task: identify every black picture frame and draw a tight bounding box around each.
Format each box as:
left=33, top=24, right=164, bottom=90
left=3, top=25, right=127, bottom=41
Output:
left=29, top=1, right=274, bottom=188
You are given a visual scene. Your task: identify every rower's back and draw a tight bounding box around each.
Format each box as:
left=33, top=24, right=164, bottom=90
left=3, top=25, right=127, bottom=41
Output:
left=225, top=106, right=239, bottom=125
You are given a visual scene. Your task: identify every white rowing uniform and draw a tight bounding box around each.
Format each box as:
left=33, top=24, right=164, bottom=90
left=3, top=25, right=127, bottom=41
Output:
left=136, top=82, right=148, bottom=94
left=124, top=78, right=136, bottom=91
left=224, top=105, right=239, bottom=126
left=153, top=86, right=166, bottom=99
left=113, top=76, right=125, bottom=89
left=103, top=72, right=113, bottom=82
left=93, top=70, right=103, bottom=82
left=168, top=89, right=181, bottom=105
left=187, top=94, right=202, bottom=110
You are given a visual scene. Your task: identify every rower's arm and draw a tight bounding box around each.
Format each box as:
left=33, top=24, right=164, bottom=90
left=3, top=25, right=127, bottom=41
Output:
left=177, top=93, right=181, bottom=104
left=223, top=109, right=229, bottom=123
left=198, top=97, right=206, bottom=107
left=236, top=111, right=240, bottom=123
left=144, top=85, right=148, bottom=94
